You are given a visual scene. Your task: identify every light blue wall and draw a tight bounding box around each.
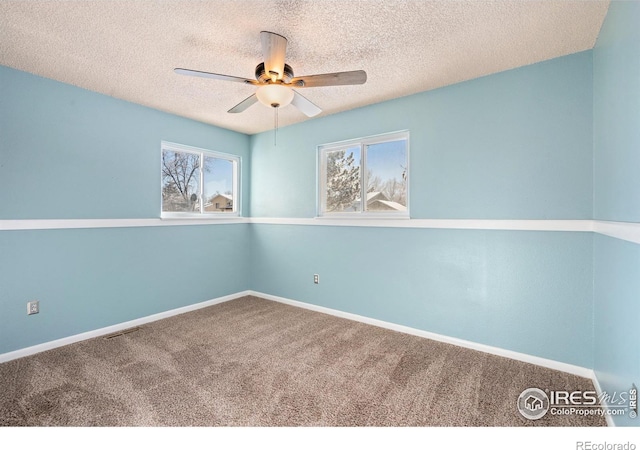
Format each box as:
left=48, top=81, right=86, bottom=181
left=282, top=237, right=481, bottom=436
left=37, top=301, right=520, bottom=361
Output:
left=592, top=0, right=640, bottom=427
left=251, top=51, right=593, bottom=219
left=251, top=225, right=593, bottom=367
left=0, top=224, right=249, bottom=354
left=593, top=234, right=639, bottom=427
left=593, top=1, right=640, bottom=223
left=249, top=52, right=595, bottom=367
left=0, top=66, right=250, bottom=220
left=0, top=66, right=251, bottom=354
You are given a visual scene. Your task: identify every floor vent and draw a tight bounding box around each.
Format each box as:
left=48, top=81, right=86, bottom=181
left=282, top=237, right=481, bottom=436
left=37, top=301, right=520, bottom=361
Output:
left=104, top=327, right=142, bottom=340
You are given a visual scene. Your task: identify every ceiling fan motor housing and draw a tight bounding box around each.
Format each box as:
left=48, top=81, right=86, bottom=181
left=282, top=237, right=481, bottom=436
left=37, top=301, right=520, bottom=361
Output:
left=255, top=62, right=294, bottom=83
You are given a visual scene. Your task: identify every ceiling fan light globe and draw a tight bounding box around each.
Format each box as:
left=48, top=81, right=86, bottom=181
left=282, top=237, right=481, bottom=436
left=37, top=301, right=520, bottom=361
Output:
left=256, top=84, right=294, bottom=108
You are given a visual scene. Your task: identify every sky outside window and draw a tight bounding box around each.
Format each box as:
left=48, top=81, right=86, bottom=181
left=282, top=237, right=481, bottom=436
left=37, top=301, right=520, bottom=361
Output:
left=204, top=157, right=234, bottom=199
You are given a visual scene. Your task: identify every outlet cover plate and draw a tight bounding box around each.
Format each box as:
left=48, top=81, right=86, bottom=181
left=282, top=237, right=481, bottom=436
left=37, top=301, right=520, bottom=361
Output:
left=27, top=300, right=39, bottom=315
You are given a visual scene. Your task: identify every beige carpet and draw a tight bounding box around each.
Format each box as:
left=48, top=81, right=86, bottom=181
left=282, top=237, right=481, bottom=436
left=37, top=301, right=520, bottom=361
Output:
left=0, top=296, right=604, bottom=426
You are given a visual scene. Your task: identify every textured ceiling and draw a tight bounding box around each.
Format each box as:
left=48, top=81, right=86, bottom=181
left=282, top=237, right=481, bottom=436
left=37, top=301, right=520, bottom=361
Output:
left=0, top=1, right=609, bottom=135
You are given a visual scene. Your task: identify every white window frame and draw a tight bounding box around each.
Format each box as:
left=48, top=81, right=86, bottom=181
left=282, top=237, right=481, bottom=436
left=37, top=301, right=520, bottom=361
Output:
left=161, top=141, right=241, bottom=219
left=317, top=130, right=410, bottom=218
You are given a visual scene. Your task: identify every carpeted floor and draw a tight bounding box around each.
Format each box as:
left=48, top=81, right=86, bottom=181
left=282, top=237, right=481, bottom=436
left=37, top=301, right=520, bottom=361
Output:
left=0, top=296, right=605, bottom=426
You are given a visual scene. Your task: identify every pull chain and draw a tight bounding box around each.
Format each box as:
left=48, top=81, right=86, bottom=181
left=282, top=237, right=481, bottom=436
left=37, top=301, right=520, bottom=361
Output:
left=273, top=105, right=279, bottom=146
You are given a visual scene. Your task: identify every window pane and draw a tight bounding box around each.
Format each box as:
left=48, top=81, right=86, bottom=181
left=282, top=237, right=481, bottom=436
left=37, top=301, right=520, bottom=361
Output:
left=203, top=157, right=235, bottom=213
left=161, top=150, right=201, bottom=212
left=325, top=146, right=361, bottom=212
left=365, top=140, right=407, bottom=212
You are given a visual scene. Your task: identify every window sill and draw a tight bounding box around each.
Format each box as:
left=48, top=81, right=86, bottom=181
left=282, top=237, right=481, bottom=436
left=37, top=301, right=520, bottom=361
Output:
left=315, top=214, right=410, bottom=220
left=161, top=213, right=242, bottom=220
left=160, top=214, right=247, bottom=225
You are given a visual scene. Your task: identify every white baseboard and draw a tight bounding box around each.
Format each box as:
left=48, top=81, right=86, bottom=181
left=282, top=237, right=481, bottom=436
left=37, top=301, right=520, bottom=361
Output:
left=2, top=288, right=595, bottom=378
left=252, top=291, right=615, bottom=426
left=0, top=291, right=250, bottom=364
left=248, top=290, right=595, bottom=380
left=1, top=288, right=607, bottom=426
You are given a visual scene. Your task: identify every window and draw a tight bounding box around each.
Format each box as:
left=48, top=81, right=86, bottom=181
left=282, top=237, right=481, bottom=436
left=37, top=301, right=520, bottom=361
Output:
left=318, top=131, right=409, bottom=217
left=161, top=142, right=240, bottom=217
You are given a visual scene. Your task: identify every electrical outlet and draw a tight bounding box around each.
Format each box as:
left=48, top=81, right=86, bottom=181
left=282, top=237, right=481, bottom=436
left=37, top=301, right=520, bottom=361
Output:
left=314, top=274, right=319, bottom=284
left=27, top=300, right=39, bottom=315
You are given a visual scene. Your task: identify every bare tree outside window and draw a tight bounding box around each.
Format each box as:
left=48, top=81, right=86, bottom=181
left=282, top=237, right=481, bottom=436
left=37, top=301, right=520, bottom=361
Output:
left=367, top=166, right=407, bottom=205
left=363, top=140, right=407, bottom=211
left=162, top=150, right=204, bottom=212
left=161, top=143, right=239, bottom=217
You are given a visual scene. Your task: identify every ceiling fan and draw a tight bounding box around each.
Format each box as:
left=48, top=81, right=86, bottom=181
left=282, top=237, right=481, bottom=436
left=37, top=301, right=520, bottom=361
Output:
left=174, top=31, right=367, bottom=118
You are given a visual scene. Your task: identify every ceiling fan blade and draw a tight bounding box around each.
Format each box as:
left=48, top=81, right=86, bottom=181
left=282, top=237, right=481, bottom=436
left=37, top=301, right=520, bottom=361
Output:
left=291, top=90, right=322, bottom=117
left=174, top=68, right=256, bottom=85
left=260, top=31, right=287, bottom=81
left=228, top=94, right=259, bottom=113
left=290, top=70, right=367, bottom=88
